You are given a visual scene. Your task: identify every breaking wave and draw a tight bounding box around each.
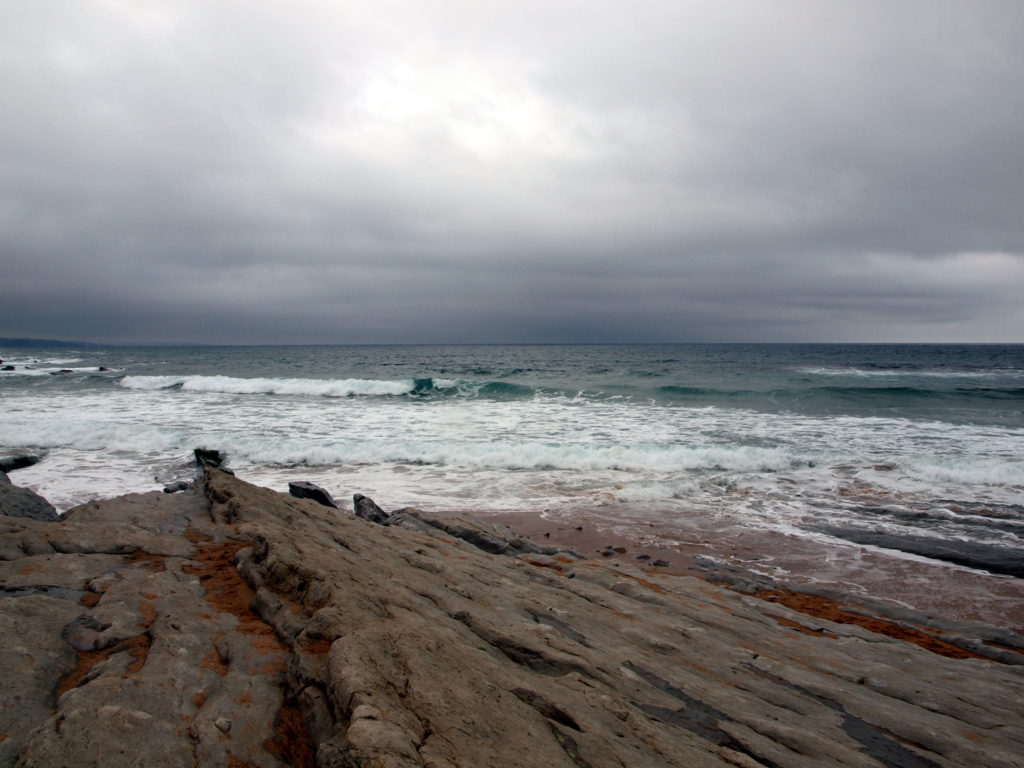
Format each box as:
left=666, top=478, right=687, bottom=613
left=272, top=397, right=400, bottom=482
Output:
left=117, top=375, right=536, bottom=400
left=799, top=366, right=1022, bottom=379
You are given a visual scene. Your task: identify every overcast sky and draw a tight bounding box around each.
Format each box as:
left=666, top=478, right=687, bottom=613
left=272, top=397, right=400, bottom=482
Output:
left=2, top=1, right=1023, bottom=344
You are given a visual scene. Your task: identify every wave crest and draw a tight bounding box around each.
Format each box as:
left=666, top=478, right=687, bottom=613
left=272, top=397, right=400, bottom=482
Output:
left=118, top=374, right=536, bottom=399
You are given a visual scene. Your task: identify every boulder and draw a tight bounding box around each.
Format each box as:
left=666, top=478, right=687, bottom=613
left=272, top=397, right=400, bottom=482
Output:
left=352, top=493, right=389, bottom=524
left=288, top=481, right=338, bottom=509
left=0, top=478, right=59, bottom=521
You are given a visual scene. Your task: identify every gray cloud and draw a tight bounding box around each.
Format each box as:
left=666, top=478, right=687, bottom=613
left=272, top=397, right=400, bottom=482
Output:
left=2, top=0, right=1023, bottom=343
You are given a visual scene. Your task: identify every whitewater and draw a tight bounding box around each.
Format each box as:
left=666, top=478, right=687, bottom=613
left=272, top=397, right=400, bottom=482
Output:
left=2, top=343, right=1022, bottom=608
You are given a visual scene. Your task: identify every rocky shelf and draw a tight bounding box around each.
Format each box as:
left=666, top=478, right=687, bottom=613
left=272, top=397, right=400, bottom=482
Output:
left=2, top=468, right=1023, bottom=767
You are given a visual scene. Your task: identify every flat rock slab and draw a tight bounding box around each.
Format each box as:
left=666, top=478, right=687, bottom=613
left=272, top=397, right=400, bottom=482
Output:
left=0, top=469, right=1021, bottom=767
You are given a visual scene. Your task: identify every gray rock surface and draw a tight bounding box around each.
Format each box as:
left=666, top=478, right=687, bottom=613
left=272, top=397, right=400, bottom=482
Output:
left=289, top=481, right=338, bottom=509
left=352, top=493, right=389, bottom=524
left=0, top=476, right=59, bottom=521
left=391, top=506, right=583, bottom=559
left=1, top=470, right=1022, bottom=767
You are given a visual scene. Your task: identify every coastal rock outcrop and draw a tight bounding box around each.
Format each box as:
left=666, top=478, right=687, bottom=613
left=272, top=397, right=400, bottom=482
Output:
left=352, top=493, right=389, bottom=524
left=0, top=472, right=59, bottom=521
left=1, top=470, right=1022, bottom=767
left=289, top=482, right=338, bottom=509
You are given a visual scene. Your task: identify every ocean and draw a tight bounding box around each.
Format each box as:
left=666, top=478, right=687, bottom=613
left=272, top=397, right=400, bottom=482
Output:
left=2, top=343, right=1023, bottom=621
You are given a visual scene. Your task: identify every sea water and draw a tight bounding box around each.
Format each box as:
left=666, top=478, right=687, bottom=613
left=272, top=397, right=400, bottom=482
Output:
left=2, top=343, right=1022, bottom=585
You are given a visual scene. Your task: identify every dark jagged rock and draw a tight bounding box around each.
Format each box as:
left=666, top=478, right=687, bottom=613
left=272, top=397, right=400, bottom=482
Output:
left=0, top=476, right=59, bottom=521
left=352, top=493, right=389, bottom=524
left=288, top=481, right=338, bottom=509
left=162, top=480, right=191, bottom=494
left=817, top=525, right=1024, bottom=579
left=0, top=453, right=44, bottom=473
left=193, top=448, right=225, bottom=469
left=1, top=365, right=14, bottom=371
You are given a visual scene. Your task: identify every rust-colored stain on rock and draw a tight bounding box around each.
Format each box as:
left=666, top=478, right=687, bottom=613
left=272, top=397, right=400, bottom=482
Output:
left=125, top=549, right=167, bottom=572
left=263, top=702, right=316, bottom=768
left=301, top=636, right=333, bottom=656
left=182, top=529, right=281, bottom=652
left=755, top=588, right=992, bottom=661
left=200, top=645, right=229, bottom=677
left=55, top=634, right=152, bottom=698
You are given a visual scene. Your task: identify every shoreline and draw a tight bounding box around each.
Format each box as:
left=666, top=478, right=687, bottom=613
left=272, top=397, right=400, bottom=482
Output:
left=9, top=453, right=1024, bottom=635
left=479, top=505, right=1024, bottom=637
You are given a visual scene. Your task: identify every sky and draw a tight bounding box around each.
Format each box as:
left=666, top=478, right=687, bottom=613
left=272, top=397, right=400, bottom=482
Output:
left=2, top=1, right=1023, bottom=344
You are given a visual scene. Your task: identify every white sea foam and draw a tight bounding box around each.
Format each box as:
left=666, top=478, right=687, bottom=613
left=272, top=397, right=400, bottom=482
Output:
left=0, top=357, right=85, bottom=365
left=219, top=437, right=800, bottom=474
left=120, top=374, right=418, bottom=397
left=798, top=366, right=1020, bottom=379
left=5, top=371, right=1023, bottom=530
left=0, top=365, right=97, bottom=377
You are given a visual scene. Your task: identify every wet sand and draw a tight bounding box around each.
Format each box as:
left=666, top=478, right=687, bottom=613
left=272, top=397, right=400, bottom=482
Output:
left=479, top=505, right=1024, bottom=635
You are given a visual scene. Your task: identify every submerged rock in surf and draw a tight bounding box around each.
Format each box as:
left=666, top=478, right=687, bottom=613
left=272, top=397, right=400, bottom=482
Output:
left=0, top=453, right=44, bottom=473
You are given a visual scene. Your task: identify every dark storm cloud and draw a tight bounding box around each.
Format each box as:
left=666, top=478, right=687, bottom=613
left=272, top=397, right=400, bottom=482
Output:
left=2, top=0, right=1023, bottom=343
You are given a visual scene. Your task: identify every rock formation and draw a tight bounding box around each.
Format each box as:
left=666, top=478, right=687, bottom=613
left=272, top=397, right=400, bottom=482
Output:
left=0, top=472, right=59, bottom=522
left=288, top=482, right=338, bottom=509
left=1, top=469, right=1022, bottom=767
